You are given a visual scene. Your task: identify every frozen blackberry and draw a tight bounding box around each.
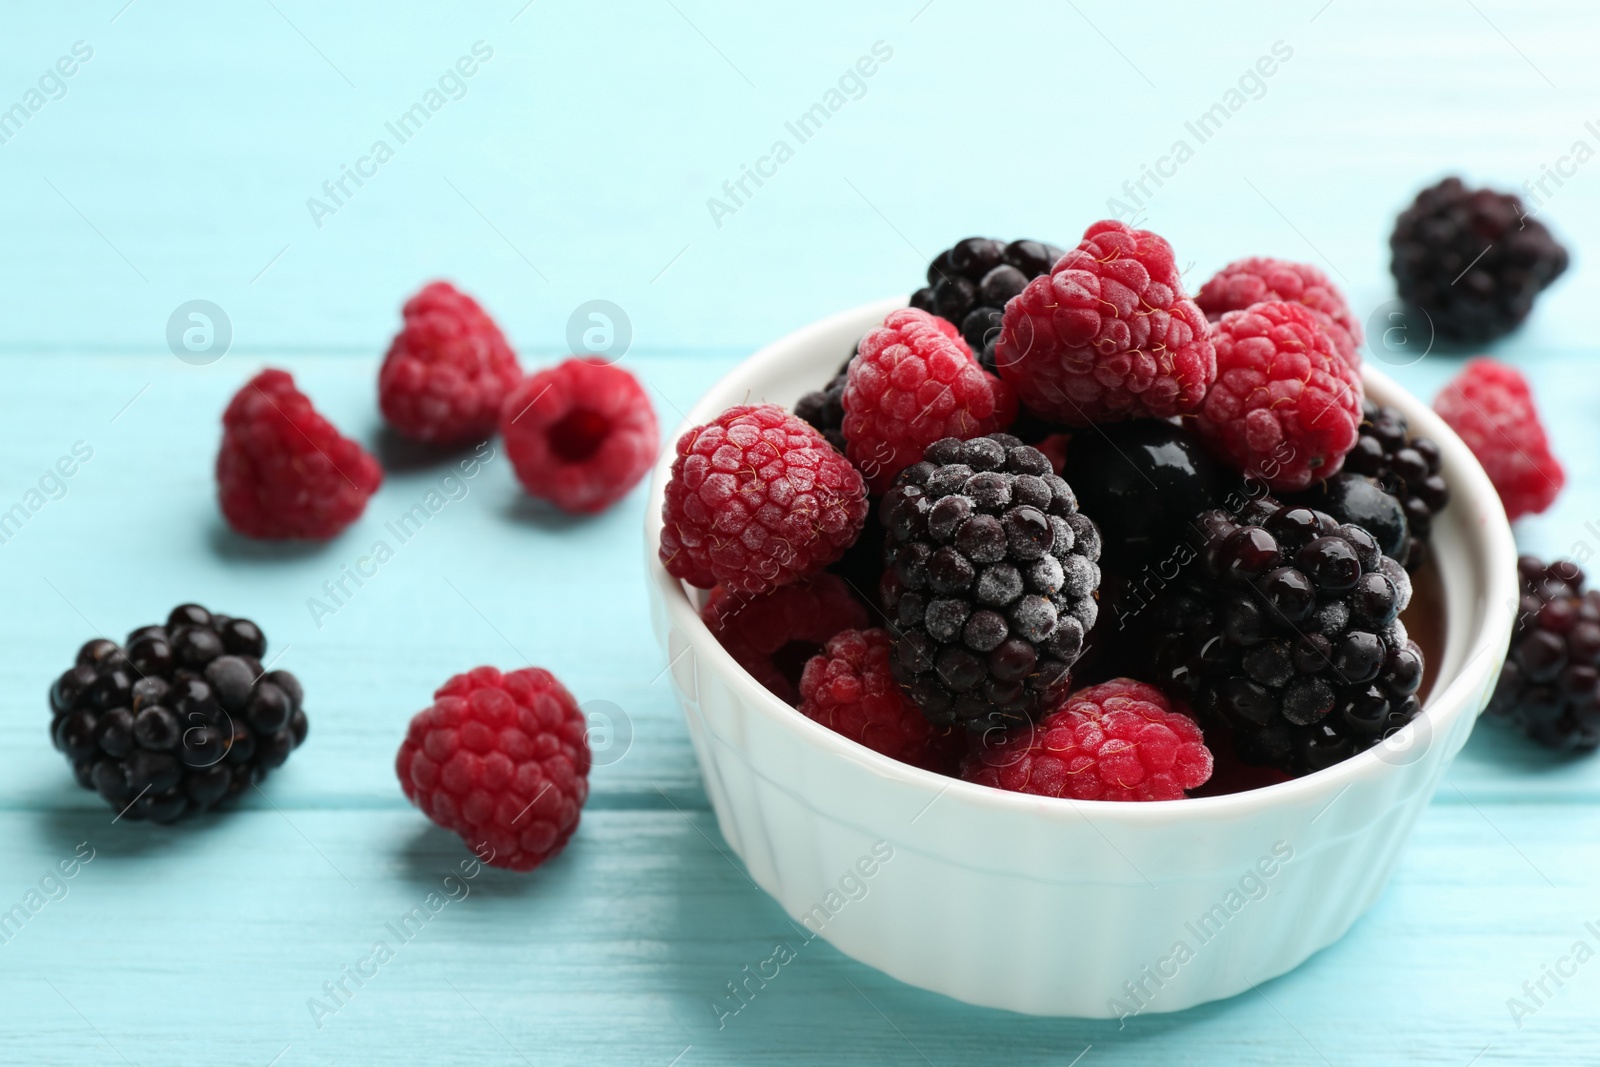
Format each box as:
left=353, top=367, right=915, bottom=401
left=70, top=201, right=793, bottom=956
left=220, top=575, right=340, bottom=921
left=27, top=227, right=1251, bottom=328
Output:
left=1486, top=556, right=1600, bottom=750
left=1060, top=419, right=1228, bottom=575
left=1341, top=401, right=1449, bottom=570
left=1145, top=498, right=1424, bottom=775
left=1390, top=176, right=1568, bottom=343
left=877, top=433, right=1102, bottom=731
left=909, top=237, right=1063, bottom=372
left=1291, top=472, right=1409, bottom=566
left=48, top=603, right=308, bottom=823
left=793, top=349, right=854, bottom=453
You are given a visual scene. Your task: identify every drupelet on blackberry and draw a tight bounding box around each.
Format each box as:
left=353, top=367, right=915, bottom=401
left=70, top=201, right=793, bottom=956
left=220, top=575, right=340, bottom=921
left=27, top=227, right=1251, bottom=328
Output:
left=1390, top=176, right=1568, bottom=343
left=48, top=604, right=308, bottom=823
left=1486, top=556, right=1600, bottom=750
left=1146, top=497, right=1424, bottom=775
left=909, top=237, right=1063, bottom=372
left=1342, top=401, right=1449, bottom=570
left=878, top=434, right=1101, bottom=732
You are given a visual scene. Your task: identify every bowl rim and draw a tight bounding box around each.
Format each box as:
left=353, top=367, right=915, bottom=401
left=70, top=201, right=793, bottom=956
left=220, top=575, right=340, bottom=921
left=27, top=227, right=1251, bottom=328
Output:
left=644, top=297, right=1519, bottom=825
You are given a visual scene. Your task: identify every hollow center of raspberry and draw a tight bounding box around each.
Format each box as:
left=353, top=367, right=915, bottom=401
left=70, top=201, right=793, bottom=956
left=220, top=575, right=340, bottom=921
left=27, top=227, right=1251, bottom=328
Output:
left=548, top=409, right=610, bottom=463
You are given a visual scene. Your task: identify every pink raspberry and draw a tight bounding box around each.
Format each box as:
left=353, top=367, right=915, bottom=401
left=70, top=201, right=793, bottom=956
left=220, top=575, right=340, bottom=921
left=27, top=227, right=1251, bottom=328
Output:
left=500, top=358, right=659, bottom=515
left=799, top=628, right=962, bottom=772
left=1434, top=357, right=1564, bottom=520
left=379, top=281, right=521, bottom=446
left=1194, top=301, right=1364, bottom=492
left=395, top=666, right=590, bottom=872
left=842, top=308, right=1015, bottom=493
left=993, top=220, right=1215, bottom=426
left=216, top=368, right=383, bottom=540
left=961, top=678, right=1212, bottom=801
left=701, top=573, right=870, bottom=704
left=1196, top=257, right=1363, bottom=368
left=659, top=405, right=869, bottom=596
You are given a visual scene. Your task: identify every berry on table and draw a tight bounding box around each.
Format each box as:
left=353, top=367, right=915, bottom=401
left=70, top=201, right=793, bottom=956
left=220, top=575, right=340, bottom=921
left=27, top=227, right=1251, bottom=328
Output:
left=659, top=404, right=869, bottom=596
left=500, top=358, right=659, bottom=515
left=908, top=236, right=1064, bottom=370
left=1486, top=556, right=1600, bottom=750
left=48, top=604, right=308, bottom=823
left=1144, top=498, right=1424, bottom=776
left=1195, top=256, right=1362, bottom=367
left=961, top=678, right=1212, bottom=801
left=878, top=434, right=1102, bottom=732
left=1433, top=357, right=1563, bottom=521
left=379, top=281, right=522, bottom=446
left=396, top=666, right=590, bottom=872
left=843, top=308, right=1016, bottom=493
left=217, top=368, right=383, bottom=540
left=1195, top=300, right=1364, bottom=492
left=798, top=628, right=962, bottom=772
left=1390, top=176, right=1568, bottom=343
left=994, top=219, right=1215, bottom=427
left=701, top=573, right=870, bottom=705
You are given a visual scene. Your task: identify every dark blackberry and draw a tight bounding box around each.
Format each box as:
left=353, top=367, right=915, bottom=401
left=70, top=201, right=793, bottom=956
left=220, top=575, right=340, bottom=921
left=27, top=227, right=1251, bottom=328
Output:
left=793, top=350, right=853, bottom=453
left=877, top=433, right=1101, bottom=731
left=1486, top=556, right=1600, bottom=750
left=909, top=237, right=1063, bottom=372
left=1145, top=498, right=1424, bottom=775
left=1291, top=472, right=1409, bottom=566
left=824, top=502, right=887, bottom=610
left=1336, top=401, right=1450, bottom=570
left=48, top=604, right=308, bottom=823
left=1060, top=418, right=1228, bottom=575
left=1390, top=176, right=1568, bottom=343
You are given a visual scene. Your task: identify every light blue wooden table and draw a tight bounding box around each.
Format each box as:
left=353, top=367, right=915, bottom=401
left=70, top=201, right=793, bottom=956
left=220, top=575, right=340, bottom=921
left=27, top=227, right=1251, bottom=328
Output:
left=1, top=2, right=1597, bottom=1063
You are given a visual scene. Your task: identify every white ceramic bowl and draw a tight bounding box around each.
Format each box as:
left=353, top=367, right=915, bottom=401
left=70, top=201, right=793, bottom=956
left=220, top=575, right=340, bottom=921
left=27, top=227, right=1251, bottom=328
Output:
left=645, top=298, right=1518, bottom=1017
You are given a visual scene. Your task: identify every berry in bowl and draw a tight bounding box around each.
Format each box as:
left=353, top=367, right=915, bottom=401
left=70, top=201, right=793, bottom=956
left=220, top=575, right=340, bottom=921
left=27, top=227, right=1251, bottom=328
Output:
left=645, top=222, right=1516, bottom=1016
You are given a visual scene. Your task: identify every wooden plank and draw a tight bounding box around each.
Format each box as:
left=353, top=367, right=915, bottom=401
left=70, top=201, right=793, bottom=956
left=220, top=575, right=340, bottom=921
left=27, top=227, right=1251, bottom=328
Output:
left=0, top=806, right=1596, bottom=1066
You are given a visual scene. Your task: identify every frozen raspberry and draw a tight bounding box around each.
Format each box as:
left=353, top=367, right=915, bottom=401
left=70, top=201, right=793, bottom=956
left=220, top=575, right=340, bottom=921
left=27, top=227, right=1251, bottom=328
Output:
left=1196, top=257, right=1362, bottom=368
left=396, top=666, right=590, bottom=872
left=701, top=573, right=870, bottom=704
left=1195, top=301, right=1363, bottom=492
left=500, top=358, right=659, bottom=515
left=379, top=282, right=521, bottom=446
left=659, top=405, right=869, bottom=596
left=217, top=368, right=383, bottom=540
left=994, top=220, right=1215, bottom=427
left=842, top=308, right=1015, bottom=493
left=799, top=628, right=962, bottom=772
left=1433, top=358, right=1564, bottom=520
left=962, top=678, right=1212, bottom=801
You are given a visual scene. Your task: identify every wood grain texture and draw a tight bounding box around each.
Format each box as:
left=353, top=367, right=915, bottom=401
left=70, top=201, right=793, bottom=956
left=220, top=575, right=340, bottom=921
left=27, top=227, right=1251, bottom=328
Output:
left=1, top=1, right=1598, bottom=1063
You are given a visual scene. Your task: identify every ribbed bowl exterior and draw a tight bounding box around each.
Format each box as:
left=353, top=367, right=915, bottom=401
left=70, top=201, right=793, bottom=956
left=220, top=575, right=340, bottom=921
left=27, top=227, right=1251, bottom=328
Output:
left=645, top=299, right=1518, bottom=1016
